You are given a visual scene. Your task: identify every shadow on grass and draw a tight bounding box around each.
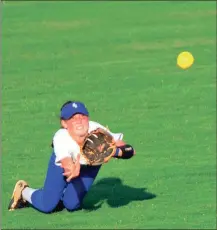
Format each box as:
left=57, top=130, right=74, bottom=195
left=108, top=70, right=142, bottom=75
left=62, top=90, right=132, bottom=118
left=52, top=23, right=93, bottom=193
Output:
left=31, top=177, right=156, bottom=213
left=81, top=177, right=157, bottom=212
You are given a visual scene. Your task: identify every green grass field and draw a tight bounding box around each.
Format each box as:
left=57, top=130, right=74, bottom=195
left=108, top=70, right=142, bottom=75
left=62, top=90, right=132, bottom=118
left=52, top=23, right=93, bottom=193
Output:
left=2, top=1, right=216, bottom=229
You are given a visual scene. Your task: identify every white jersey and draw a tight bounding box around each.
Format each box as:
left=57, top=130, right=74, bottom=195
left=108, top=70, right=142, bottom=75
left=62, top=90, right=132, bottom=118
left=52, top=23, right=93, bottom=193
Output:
left=52, top=120, right=123, bottom=166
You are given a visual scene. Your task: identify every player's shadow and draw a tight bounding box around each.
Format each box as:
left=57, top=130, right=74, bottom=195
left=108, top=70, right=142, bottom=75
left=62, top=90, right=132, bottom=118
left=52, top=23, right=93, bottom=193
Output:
left=81, top=177, right=157, bottom=211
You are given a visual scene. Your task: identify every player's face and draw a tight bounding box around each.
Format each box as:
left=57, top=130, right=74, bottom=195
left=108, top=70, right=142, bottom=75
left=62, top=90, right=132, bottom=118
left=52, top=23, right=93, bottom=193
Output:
left=65, top=114, right=89, bottom=137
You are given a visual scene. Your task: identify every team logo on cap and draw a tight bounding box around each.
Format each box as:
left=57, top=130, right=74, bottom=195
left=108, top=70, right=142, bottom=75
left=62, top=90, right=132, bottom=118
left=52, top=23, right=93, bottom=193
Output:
left=72, top=103, right=78, bottom=108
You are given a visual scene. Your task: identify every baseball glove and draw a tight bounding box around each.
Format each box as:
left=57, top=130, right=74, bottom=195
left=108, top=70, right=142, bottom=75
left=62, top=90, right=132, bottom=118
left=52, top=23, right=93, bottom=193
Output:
left=81, top=128, right=117, bottom=166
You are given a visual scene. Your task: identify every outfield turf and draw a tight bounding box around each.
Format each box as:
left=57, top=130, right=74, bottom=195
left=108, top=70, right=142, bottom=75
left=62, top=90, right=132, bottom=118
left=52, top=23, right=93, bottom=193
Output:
left=2, top=1, right=216, bottom=229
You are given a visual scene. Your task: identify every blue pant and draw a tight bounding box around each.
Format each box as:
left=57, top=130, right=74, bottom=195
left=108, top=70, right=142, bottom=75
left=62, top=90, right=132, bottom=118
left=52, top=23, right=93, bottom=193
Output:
left=31, top=152, right=101, bottom=213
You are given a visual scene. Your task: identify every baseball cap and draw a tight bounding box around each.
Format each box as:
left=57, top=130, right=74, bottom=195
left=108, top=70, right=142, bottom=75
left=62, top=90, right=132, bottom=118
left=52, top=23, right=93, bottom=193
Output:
left=60, top=101, right=89, bottom=120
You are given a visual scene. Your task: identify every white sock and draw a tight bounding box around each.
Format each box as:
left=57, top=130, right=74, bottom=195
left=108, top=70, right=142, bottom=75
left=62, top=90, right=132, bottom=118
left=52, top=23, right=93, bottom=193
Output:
left=22, top=187, right=38, bottom=204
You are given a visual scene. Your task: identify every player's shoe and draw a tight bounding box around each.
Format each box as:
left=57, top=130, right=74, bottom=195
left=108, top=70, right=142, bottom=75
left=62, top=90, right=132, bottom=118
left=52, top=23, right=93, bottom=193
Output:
left=8, top=180, right=29, bottom=211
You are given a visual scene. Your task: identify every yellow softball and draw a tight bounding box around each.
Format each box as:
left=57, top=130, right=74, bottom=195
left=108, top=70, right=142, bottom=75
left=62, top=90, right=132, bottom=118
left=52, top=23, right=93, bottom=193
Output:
left=177, top=51, right=194, bottom=70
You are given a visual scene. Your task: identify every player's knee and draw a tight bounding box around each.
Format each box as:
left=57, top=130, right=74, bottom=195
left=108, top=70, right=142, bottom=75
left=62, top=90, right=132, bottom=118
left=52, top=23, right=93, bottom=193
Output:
left=63, top=200, right=81, bottom=212
left=39, top=203, right=58, bottom=213
left=35, top=199, right=61, bottom=214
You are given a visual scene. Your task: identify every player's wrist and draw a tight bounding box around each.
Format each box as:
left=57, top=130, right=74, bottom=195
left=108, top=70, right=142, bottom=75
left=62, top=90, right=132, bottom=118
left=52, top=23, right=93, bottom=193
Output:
left=113, top=148, right=122, bottom=157
left=114, top=145, right=134, bottom=159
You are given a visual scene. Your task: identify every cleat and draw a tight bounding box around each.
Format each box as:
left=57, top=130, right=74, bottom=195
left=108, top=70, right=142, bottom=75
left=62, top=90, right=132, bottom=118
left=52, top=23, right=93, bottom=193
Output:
left=8, top=180, right=28, bottom=211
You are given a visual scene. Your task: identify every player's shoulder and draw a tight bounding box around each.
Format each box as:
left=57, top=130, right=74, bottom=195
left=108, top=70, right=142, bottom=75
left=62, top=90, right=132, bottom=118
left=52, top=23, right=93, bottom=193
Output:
left=89, top=120, right=107, bottom=132
left=53, top=128, right=70, bottom=141
left=89, top=120, right=101, bottom=128
left=89, top=120, right=124, bottom=141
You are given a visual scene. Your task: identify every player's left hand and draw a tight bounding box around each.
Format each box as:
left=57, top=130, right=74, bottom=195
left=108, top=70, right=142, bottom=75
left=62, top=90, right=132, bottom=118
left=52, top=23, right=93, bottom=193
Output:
left=81, top=128, right=117, bottom=165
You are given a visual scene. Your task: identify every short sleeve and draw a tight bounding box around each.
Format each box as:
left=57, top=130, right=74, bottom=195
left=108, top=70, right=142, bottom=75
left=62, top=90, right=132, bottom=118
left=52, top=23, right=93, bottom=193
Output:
left=53, top=129, right=73, bottom=164
left=89, top=121, right=124, bottom=141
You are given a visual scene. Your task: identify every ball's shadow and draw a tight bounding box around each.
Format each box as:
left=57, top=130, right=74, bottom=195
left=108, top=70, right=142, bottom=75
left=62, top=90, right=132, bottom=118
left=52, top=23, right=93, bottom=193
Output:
left=81, top=177, right=157, bottom=211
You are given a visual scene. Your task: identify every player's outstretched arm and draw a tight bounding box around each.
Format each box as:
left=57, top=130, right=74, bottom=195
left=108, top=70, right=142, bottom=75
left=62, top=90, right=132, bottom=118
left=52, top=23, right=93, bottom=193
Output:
left=113, top=140, right=136, bottom=159
left=60, top=155, right=81, bottom=182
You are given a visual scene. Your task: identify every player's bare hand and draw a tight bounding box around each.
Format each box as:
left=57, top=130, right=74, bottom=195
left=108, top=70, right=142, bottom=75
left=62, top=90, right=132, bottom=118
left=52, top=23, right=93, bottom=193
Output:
left=61, top=155, right=81, bottom=182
